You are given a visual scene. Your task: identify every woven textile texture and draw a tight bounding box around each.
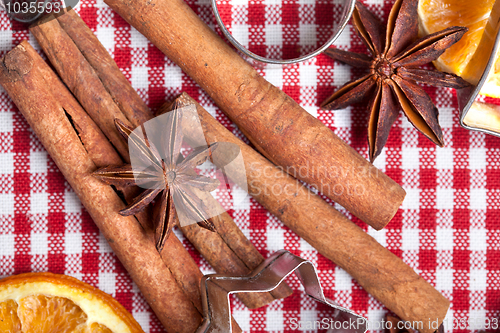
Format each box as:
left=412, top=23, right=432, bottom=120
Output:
left=0, top=0, right=499, bottom=332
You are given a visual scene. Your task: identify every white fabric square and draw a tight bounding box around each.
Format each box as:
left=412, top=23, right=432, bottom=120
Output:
left=131, top=66, right=149, bottom=90
left=436, top=188, right=454, bottom=210
left=98, top=272, right=116, bottom=296
left=333, top=26, right=351, bottom=49
left=264, top=66, right=283, bottom=88
left=266, top=228, right=284, bottom=252
left=299, top=237, right=315, bottom=252
left=372, top=149, right=386, bottom=172
left=65, top=232, right=82, bottom=255
left=0, top=112, right=13, bottom=133
left=368, top=228, right=387, bottom=247
left=299, top=23, right=316, bottom=46
left=367, top=309, right=385, bottom=329
left=436, top=269, right=453, bottom=291
left=299, top=64, right=317, bottom=86
left=438, top=107, right=454, bottom=128
left=94, top=0, right=106, bottom=8
left=469, top=148, right=486, bottom=170
left=131, top=28, right=149, bottom=48
left=0, top=193, right=14, bottom=215
left=402, top=228, right=419, bottom=251
left=470, top=188, right=487, bottom=210
left=402, top=188, right=420, bottom=209
left=266, top=309, right=283, bottom=331
left=231, top=0, right=248, bottom=6
left=96, top=27, right=115, bottom=54
left=29, top=151, right=47, bottom=174
left=0, top=153, right=13, bottom=174
left=30, top=192, right=48, bottom=215
left=469, top=228, right=487, bottom=251
left=333, top=63, right=350, bottom=86
left=333, top=108, right=351, bottom=128
left=132, top=312, right=150, bottom=333
left=232, top=25, right=249, bottom=48
left=299, top=310, right=317, bottom=330
left=164, top=66, right=183, bottom=89
left=436, top=148, right=453, bottom=170
left=469, top=269, right=487, bottom=291
left=64, top=190, right=82, bottom=214
left=335, top=267, right=352, bottom=291
left=232, top=310, right=251, bottom=332
left=232, top=185, right=251, bottom=210
left=265, top=24, right=283, bottom=46
left=402, top=147, right=419, bottom=169
left=0, top=234, right=14, bottom=256
left=436, top=228, right=454, bottom=251
left=98, top=233, right=113, bottom=253
left=30, top=232, right=48, bottom=255
left=469, top=310, right=486, bottom=330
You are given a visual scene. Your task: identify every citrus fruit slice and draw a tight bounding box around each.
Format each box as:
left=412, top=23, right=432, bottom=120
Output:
left=0, top=272, right=144, bottom=333
left=418, top=0, right=496, bottom=77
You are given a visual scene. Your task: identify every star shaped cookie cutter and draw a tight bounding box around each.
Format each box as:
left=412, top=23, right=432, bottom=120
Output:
left=196, top=249, right=368, bottom=333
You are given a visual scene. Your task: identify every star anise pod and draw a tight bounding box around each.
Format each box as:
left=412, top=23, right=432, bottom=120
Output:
left=93, top=102, right=219, bottom=252
left=321, top=0, right=470, bottom=162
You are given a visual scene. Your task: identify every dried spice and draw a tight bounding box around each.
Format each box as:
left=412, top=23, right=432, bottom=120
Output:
left=321, top=0, right=470, bottom=162
left=93, top=102, right=218, bottom=252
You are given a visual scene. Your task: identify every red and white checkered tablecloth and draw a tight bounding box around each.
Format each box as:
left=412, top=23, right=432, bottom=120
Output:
left=1, top=0, right=499, bottom=332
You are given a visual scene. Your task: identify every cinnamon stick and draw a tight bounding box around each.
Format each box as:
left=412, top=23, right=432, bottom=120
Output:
left=0, top=41, right=201, bottom=333
left=103, top=0, right=406, bottom=231
left=30, top=15, right=132, bottom=161
left=55, top=8, right=151, bottom=128
left=175, top=93, right=450, bottom=333
left=30, top=9, right=291, bottom=309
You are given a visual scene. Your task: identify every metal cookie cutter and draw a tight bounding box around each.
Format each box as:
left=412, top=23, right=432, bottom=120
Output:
left=196, top=249, right=368, bottom=333
left=211, top=0, right=355, bottom=65
left=456, top=0, right=500, bottom=136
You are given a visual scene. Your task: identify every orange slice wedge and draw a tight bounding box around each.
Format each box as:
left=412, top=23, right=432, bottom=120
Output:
left=0, top=272, right=145, bottom=333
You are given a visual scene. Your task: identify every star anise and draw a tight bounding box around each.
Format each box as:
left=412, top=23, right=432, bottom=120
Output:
left=321, top=0, right=470, bottom=162
left=93, top=102, right=219, bottom=252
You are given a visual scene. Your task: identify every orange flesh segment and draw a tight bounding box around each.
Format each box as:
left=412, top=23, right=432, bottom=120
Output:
left=418, top=0, right=495, bottom=75
left=0, top=300, right=22, bottom=333
left=0, top=295, right=115, bottom=333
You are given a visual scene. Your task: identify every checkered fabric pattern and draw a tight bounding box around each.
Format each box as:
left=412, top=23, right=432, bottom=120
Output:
left=0, top=0, right=499, bottom=332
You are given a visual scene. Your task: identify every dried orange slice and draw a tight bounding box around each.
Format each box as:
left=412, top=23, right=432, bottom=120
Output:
left=0, top=272, right=144, bottom=333
left=418, top=0, right=495, bottom=77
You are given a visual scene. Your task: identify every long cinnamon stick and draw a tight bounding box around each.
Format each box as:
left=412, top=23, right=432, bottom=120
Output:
left=0, top=41, right=202, bottom=333
left=30, top=10, right=292, bottom=311
left=175, top=93, right=450, bottom=333
left=103, top=0, right=406, bottom=231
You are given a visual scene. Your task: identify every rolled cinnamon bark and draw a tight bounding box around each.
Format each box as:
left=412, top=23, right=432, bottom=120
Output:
left=103, top=0, right=406, bottom=230
left=175, top=93, right=450, bottom=333
left=0, top=41, right=201, bottom=333
left=30, top=9, right=291, bottom=309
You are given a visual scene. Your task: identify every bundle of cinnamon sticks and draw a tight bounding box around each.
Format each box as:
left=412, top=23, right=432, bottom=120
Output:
left=0, top=9, right=290, bottom=332
left=0, top=4, right=450, bottom=333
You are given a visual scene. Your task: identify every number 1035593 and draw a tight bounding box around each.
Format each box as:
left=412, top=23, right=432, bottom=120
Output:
left=4, top=1, right=60, bottom=14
